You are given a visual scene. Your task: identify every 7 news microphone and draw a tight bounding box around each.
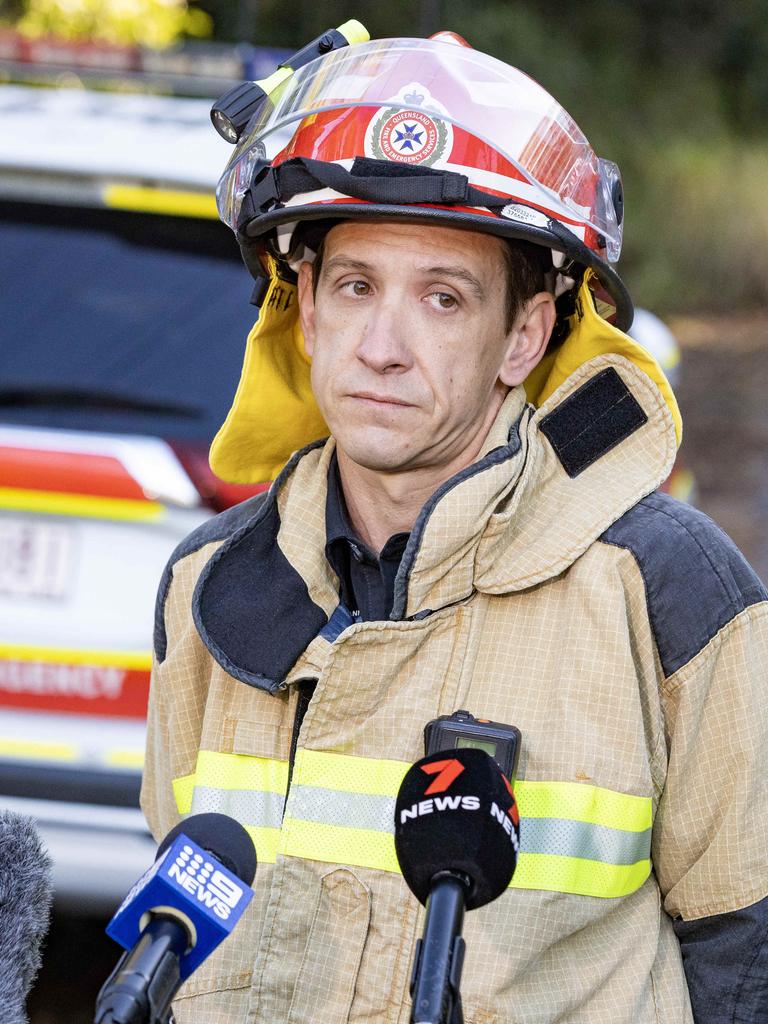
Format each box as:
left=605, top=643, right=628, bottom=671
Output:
left=0, top=810, right=53, bottom=1024
left=394, top=748, right=521, bottom=1024
left=94, top=812, right=257, bottom=1024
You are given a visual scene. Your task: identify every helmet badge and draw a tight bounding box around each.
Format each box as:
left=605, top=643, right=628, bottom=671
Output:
left=367, top=104, right=451, bottom=166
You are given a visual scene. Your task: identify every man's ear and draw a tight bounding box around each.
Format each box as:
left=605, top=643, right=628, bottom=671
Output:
left=499, top=292, right=557, bottom=387
left=297, top=261, right=317, bottom=358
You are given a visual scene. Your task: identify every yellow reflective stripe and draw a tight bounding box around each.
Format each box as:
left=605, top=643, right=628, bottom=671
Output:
left=516, top=780, right=652, bottom=832
left=280, top=818, right=400, bottom=873
left=514, top=853, right=651, bottom=899
left=244, top=825, right=282, bottom=865
left=0, top=644, right=151, bottom=670
left=295, top=748, right=408, bottom=796
left=173, top=773, right=196, bottom=815
left=0, top=487, right=163, bottom=522
left=103, top=186, right=218, bottom=220
left=294, top=754, right=650, bottom=833
left=0, top=738, right=78, bottom=762
left=278, top=817, right=649, bottom=896
left=171, top=749, right=653, bottom=897
left=172, top=750, right=289, bottom=815
left=192, top=750, right=289, bottom=792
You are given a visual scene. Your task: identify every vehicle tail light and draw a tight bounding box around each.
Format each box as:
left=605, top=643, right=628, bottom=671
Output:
left=169, top=441, right=269, bottom=511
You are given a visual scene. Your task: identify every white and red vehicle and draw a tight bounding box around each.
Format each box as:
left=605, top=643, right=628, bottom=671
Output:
left=0, top=82, right=265, bottom=909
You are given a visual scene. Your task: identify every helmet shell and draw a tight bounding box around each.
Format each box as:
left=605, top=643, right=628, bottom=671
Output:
left=217, top=36, right=631, bottom=327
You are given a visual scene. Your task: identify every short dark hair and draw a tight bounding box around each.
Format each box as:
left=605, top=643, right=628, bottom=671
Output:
left=308, top=223, right=551, bottom=331
left=499, top=238, right=552, bottom=331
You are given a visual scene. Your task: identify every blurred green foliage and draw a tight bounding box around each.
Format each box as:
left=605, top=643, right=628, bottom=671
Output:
left=196, top=0, right=768, bottom=313
left=10, top=0, right=212, bottom=48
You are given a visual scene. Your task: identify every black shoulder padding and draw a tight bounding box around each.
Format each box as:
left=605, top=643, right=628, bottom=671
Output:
left=153, top=492, right=268, bottom=663
left=601, top=492, right=767, bottom=676
left=192, top=497, right=327, bottom=693
left=539, top=367, right=648, bottom=477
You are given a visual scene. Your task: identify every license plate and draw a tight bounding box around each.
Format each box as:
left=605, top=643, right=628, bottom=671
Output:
left=0, top=518, right=75, bottom=599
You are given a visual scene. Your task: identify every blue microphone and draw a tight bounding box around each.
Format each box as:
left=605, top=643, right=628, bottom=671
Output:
left=95, top=813, right=256, bottom=1024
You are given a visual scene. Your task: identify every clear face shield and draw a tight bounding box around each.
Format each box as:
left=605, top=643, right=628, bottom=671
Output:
left=216, top=38, right=624, bottom=263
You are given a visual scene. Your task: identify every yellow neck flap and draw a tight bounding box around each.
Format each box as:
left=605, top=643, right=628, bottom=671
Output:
left=209, top=270, right=682, bottom=485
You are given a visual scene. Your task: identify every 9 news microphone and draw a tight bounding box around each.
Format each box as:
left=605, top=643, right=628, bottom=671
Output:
left=0, top=811, right=53, bottom=1024
left=94, top=812, right=256, bottom=1024
left=394, top=749, right=520, bottom=1024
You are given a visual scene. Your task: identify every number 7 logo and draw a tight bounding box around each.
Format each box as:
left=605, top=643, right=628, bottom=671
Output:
left=420, top=759, right=465, bottom=795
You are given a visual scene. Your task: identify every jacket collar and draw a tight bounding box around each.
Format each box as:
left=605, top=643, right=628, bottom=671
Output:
left=192, top=355, right=676, bottom=691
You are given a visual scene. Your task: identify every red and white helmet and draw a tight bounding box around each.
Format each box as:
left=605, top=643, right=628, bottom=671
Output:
left=217, top=32, right=632, bottom=328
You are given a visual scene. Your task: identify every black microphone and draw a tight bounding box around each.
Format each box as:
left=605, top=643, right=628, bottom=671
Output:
left=394, top=748, right=520, bottom=1024
left=0, top=811, right=53, bottom=1024
left=95, top=812, right=257, bottom=1024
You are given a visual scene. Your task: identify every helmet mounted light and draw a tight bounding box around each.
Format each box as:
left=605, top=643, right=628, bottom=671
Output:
left=210, top=20, right=369, bottom=145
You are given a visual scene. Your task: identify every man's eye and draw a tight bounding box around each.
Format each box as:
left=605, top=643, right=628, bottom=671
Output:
left=431, top=292, right=457, bottom=309
left=341, top=280, right=370, bottom=296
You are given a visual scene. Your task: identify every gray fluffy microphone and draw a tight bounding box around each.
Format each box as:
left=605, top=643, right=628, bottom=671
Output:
left=0, top=811, right=54, bottom=1024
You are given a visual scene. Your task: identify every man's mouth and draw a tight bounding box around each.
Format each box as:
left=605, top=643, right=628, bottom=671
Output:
left=348, top=392, right=415, bottom=408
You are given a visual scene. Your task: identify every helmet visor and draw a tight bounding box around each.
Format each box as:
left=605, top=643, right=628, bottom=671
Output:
left=218, top=38, right=623, bottom=261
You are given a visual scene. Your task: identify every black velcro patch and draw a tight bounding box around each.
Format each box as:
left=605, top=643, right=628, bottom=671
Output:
left=539, top=367, right=648, bottom=478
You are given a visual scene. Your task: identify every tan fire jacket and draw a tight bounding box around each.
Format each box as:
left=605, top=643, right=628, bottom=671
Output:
left=142, top=355, right=768, bottom=1024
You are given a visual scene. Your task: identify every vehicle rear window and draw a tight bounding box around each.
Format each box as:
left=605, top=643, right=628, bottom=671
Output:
left=0, top=201, right=259, bottom=442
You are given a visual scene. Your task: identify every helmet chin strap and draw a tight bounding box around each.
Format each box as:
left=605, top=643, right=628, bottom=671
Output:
left=552, top=251, right=575, bottom=298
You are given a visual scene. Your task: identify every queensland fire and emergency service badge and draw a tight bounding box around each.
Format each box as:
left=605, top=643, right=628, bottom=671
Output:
left=367, top=106, right=450, bottom=166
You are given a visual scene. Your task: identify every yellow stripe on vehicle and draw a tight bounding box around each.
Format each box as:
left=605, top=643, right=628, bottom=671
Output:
left=0, top=738, right=78, bottom=762
left=103, top=185, right=218, bottom=220
left=0, top=644, right=152, bottom=670
left=0, top=487, right=164, bottom=522
left=105, top=748, right=146, bottom=769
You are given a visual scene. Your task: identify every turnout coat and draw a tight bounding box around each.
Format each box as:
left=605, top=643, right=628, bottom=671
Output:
left=142, top=355, right=768, bottom=1024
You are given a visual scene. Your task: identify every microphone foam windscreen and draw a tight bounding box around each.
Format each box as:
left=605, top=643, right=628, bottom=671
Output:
left=394, top=748, right=519, bottom=910
left=0, top=812, right=53, bottom=1022
left=157, top=813, right=257, bottom=885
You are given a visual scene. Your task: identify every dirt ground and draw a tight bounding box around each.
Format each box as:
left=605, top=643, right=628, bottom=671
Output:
left=671, top=312, right=768, bottom=583
left=27, top=315, right=768, bottom=1023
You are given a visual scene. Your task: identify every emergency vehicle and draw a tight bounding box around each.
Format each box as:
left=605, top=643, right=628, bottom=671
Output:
left=0, top=76, right=265, bottom=909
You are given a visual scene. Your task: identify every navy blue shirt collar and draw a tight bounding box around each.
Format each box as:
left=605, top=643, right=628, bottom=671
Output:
left=325, top=453, right=409, bottom=621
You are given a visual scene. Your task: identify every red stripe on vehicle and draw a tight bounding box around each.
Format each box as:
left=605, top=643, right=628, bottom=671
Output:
left=0, top=661, right=151, bottom=719
left=0, top=447, right=147, bottom=501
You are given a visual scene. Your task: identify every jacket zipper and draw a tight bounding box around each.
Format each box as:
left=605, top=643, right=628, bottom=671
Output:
left=284, top=678, right=317, bottom=818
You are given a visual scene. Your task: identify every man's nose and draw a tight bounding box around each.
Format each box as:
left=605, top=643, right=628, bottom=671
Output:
left=354, top=293, right=414, bottom=373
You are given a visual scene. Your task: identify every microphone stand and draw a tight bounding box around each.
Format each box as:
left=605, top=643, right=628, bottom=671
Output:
left=409, top=872, right=468, bottom=1024
left=94, top=916, right=186, bottom=1024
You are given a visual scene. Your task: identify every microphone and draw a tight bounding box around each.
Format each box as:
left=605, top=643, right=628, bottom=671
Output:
left=394, top=749, right=520, bottom=1024
left=95, top=812, right=256, bottom=1024
left=0, top=811, right=53, bottom=1024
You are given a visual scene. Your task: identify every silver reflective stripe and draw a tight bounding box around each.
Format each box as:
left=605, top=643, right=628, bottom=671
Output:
left=290, top=787, right=650, bottom=866
left=188, top=786, right=285, bottom=828
left=289, top=786, right=396, bottom=834
left=187, top=785, right=650, bottom=866
left=521, top=818, right=651, bottom=865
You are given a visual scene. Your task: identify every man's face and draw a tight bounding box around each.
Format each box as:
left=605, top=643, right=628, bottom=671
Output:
left=298, top=221, right=552, bottom=477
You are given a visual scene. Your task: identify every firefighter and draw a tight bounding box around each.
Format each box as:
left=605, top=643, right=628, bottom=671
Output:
left=143, top=29, right=768, bottom=1023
